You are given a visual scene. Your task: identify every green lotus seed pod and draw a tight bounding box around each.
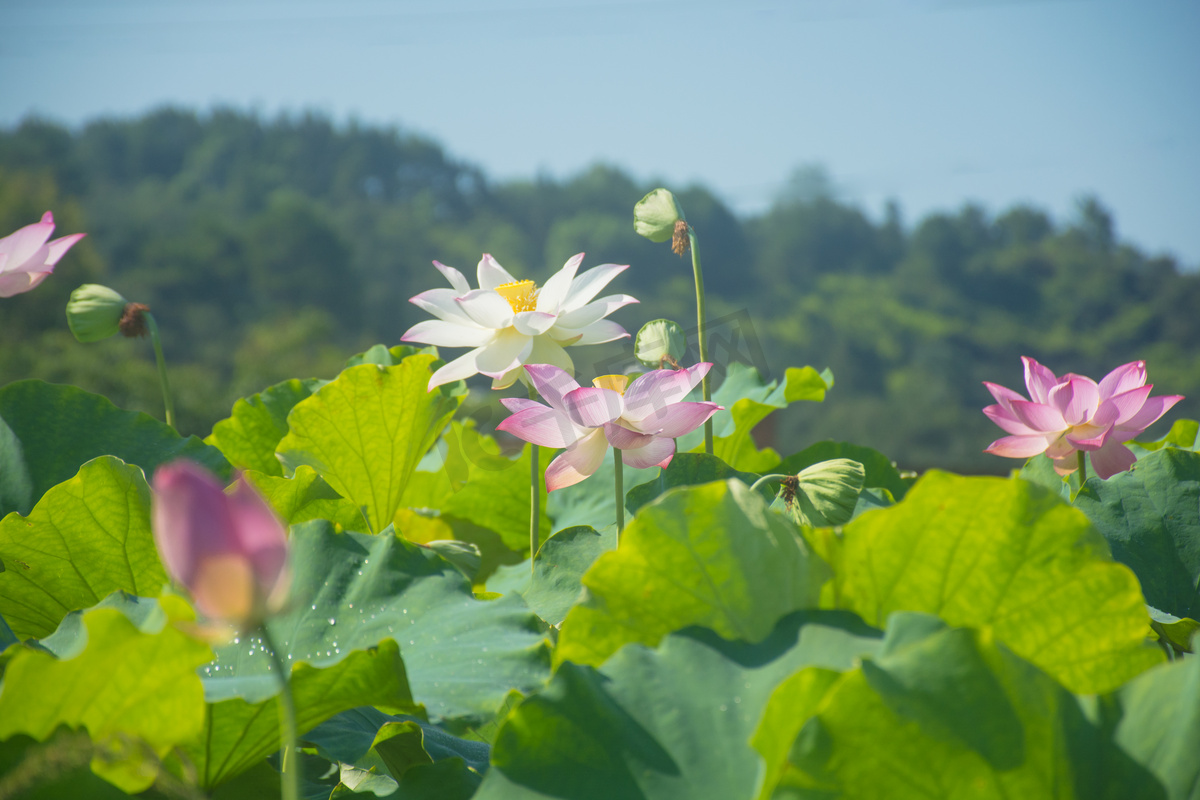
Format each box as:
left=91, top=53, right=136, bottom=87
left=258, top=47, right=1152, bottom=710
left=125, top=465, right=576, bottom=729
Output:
left=633, top=188, right=686, bottom=243
left=635, top=318, right=688, bottom=369
left=66, top=284, right=129, bottom=342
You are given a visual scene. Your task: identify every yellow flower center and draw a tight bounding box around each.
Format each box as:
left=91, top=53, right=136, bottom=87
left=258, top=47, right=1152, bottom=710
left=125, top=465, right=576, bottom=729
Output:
left=495, top=280, right=539, bottom=313
left=592, top=374, right=630, bottom=395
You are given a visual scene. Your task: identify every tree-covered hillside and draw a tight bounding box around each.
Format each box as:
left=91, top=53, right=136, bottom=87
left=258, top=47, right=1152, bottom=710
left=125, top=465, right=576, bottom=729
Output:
left=2, top=107, right=1196, bottom=472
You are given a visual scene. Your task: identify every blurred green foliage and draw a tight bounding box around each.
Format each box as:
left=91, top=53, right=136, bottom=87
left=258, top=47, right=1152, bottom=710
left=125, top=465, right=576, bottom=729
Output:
left=1, top=108, right=1196, bottom=472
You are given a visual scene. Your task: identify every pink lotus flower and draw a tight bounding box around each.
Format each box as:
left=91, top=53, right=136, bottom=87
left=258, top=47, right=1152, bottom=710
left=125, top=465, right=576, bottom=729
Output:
left=402, top=254, right=637, bottom=390
left=152, top=460, right=290, bottom=628
left=0, top=212, right=86, bottom=298
left=497, top=363, right=722, bottom=491
left=983, top=356, right=1183, bottom=479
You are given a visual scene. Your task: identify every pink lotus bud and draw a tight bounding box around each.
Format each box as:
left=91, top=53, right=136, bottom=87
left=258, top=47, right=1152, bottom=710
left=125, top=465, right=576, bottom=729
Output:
left=0, top=211, right=86, bottom=298
left=152, top=460, right=289, bottom=628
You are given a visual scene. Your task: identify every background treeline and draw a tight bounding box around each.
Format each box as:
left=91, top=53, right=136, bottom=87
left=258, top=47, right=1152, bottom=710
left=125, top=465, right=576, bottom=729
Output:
left=2, top=107, right=1197, bottom=473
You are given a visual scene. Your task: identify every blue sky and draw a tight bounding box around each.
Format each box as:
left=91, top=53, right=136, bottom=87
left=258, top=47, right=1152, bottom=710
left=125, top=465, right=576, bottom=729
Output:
left=4, top=0, right=1198, bottom=265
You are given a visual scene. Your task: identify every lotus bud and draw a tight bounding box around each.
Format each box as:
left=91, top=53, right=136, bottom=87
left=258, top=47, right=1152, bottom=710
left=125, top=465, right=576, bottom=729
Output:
left=633, top=188, right=687, bottom=248
left=152, top=460, right=290, bottom=631
left=66, top=284, right=150, bottom=342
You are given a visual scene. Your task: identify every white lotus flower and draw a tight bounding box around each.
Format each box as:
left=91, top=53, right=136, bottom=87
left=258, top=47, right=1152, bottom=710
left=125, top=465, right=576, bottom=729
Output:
left=402, top=253, right=638, bottom=390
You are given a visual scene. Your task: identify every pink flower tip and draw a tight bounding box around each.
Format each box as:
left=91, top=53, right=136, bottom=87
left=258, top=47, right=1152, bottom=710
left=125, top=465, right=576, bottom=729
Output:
left=152, top=460, right=290, bottom=629
left=0, top=211, right=86, bottom=298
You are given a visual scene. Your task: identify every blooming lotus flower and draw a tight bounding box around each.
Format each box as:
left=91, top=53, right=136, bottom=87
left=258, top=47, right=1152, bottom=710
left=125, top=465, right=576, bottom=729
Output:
left=152, top=460, right=290, bottom=629
left=402, top=253, right=637, bottom=390
left=983, top=356, right=1183, bottom=479
left=0, top=211, right=86, bottom=298
left=497, top=362, right=722, bottom=491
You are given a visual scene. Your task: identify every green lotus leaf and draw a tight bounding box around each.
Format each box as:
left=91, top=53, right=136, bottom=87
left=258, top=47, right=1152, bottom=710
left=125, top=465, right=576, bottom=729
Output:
left=205, top=378, right=326, bottom=477
left=344, top=343, right=437, bottom=368
left=555, top=480, right=830, bottom=667
left=477, top=610, right=880, bottom=800
left=1147, top=605, right=1199, bottom=654
left=488, top=526, right=615, bottom=627
left=0, top=456, right=166, bottom=640
left=624, top=452, right=770, bottom=517
left=243, top=466, right=366, bottom=532
left=1132, top=418, right=1199, bottom=452
left=201, top=521, right=550, bottom=726
left=276, top=354, right=464, bottom=533
left=546, top=448, right=661, bottom=535
left=0, top=592, right=211, bottom=793
left=833, top=471, right=1162, bottom=694
left=1073, top=448, right=1200, bottom=620
left=0, top=380, right=228, bottom=517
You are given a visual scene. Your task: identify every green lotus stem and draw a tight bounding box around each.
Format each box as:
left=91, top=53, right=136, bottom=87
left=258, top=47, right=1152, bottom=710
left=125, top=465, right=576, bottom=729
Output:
left=143, top=312, right=176, bottom=430
left=1077, top=450, right=1087, bottom=487
left=258, top=625, right=299, bottom=800
left=688, top=228, right=713, bottom=455
left=749, top=474, right=789, bottom=493
left=614, top=452, right=625, bottom=543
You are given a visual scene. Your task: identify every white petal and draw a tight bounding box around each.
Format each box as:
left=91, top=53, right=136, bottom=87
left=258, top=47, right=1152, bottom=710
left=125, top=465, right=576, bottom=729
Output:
left=513, top=310, right=558, bottom=336
left=401, top=319, right=493, bottom=348
left=411, top=288, right=479, bottom=326
left=433, top=260, right=472, bottom=294
left=555, top=319, right=629, bottom=346
left=474, top=329, right=533, bottom=379
left=554, top=294, right=639, bottom=330
left=621, top=437, right=676, bottom=469
left=561, top=263, right=629, bottom=312
left=477, top=253, right=517, bottom=290
left=457, top=289, right=515, bottom=329
left=427, top=348, right=484, bottom=390
left=536, top=253, right=584, bottom=314
left=527, top=336, right=575, bottom=374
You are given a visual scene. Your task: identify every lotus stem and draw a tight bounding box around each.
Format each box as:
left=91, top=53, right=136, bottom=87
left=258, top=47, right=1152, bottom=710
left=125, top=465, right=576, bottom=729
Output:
left=688, top=228, right=713, bottom=455
left=1077, top=450, right=1087, bottom=486
left=143, top=312, right=176, bottom=430
left=614, top=452, right=625, bottom=543
left=258, top=626, right=299, bottom=800
left=749, top=474, right=789, bottom=493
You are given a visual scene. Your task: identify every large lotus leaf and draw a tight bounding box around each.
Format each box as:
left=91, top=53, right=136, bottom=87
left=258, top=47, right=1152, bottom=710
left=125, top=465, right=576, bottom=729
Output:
left=205, top=378, right=326, bottom=477
left=344, top=344, right=437, bottom=368
left=1018, top=453, right=1072, bottom=500
left=624, top=452, right=770, bottom=516
left=776, top=440, right=912, bottom=502
left=1132, top=418, right=1199, bottom=452
left=1113, top=639, right=1200, bottom=800
left=180, top=640, right=414, bottom=789
left=1148, top=605, right=1199, bottom=654
left=201, top=521, right=550, bottom=725
left=834, top=471, right=1162, bottom=694
left=1073, top=448, right=1200, bottom=620
left=0, top=456, right=167, bottom=640
left=488, top=526, right=616, bottom=627
left=0, top=592, right=211, bottom=793
left=0, top=380, right=228, bottom=517
left=545, top=447, right=661, bottom=534
left=477, top=610, right=880, bottom=800
left=0, top=732, right=133, bottom=800
left=680, top=364, right=833, bottom=471
left=555, top=480, right=830, bottom=667
left=765, top=612, right=1163, bottom=800
left=276, top=355, right=464, bottom=534
left=243, top=466, right=367, bottom=532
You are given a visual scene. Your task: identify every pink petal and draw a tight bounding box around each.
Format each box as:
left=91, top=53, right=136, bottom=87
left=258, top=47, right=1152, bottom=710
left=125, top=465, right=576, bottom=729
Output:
left=560, top=263, right=629, bottom=312
left=982, top=404, right=1039, bottom=436
left=536, top=253, right=584, bottom=313
left=401, top=319, right=493, bottom=348
left=227, top=476, right=290, bottom=593
left=1098, top=361, right=1147, bottom=398
left=621, top=437, right=676, bottom=469
left=524, top=364, right=583, bottom=414
left=1101, top=385, right=1153, bottom=426
left=635, top=401, right=722, bottom=438
left=44, top=232, right=86, bottom=266
left=1064, top=422, right=1113, bottom=451
left=1022, top=357, right=1061, bottom=404
left=0, top=269, right=52, bottom=298
left=501, top=397, right=543, bottom=414
left=1089, top=441, right=1138, bottom=480
left=554, top=294, right=639, bottom=330
left=984, top=434, right=1055, bottom=459
left=1045, top=437, right=1077, bottom=459
left=1009, top=400, right=1067, bottom=434
left=603, top=422, right=658, bottom=450
left=1114, top=393, right=1184, bottom=434
left=1049, top=376, right=1100, bottom=426
left=433, top=260, right=471, bottom=294
left=457, top=289, right=515, bottom=329
left=623, top=363, right=712, bottom=423
left=0, top=211, right=56, bottom=267
left=544, top=429, right=609, bottom=491
left=983, top=381, right=1027, bottom=412
left=563, top=387, right=623, bottom=428
left=497, top=405, right=577, bottom=449
left=477, top=253, right=517, bottom=291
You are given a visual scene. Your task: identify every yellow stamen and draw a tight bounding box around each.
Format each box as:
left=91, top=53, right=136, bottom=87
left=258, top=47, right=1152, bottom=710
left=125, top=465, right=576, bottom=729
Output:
left=495, top=280, right=539, bottom=313
left=592, top=374, right=630, bottom=395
